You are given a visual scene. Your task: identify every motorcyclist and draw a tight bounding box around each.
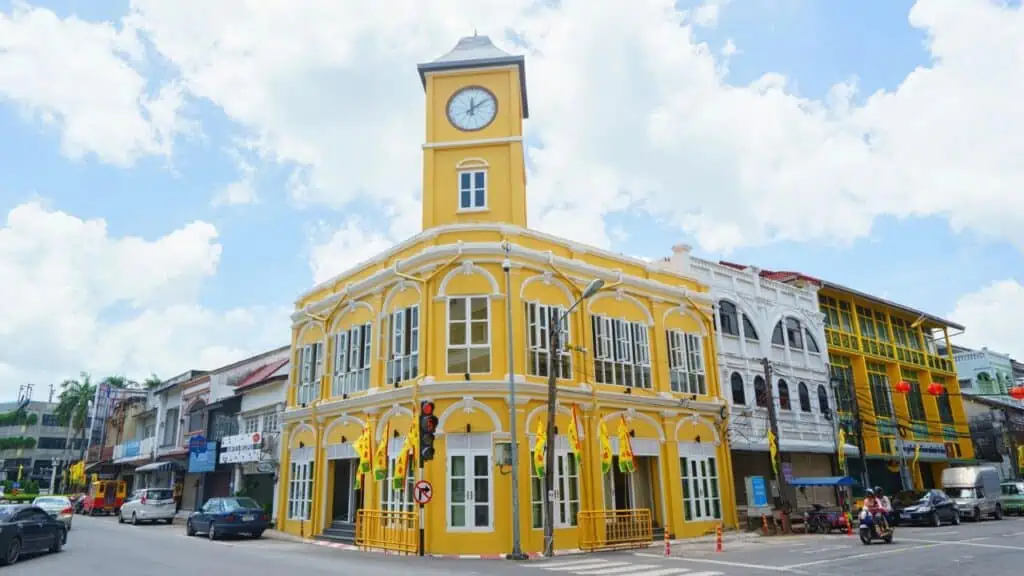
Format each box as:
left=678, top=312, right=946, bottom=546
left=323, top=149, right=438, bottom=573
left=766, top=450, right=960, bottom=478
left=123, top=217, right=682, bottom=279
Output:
left=863, top=487, right=890, bottom=532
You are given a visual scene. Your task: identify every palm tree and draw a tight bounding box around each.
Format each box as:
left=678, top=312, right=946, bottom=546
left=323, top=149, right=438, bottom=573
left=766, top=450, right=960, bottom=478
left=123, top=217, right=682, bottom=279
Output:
left=54, top=373, right=97, bottom=461
left=101, top=375, right=134, bottom=389
left=142, top=374, right=163, bottom=389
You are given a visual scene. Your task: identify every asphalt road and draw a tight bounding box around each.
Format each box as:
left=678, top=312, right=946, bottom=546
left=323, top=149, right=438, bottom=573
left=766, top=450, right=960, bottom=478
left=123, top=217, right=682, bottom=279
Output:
left=9, top=514, right=1023, bottom=575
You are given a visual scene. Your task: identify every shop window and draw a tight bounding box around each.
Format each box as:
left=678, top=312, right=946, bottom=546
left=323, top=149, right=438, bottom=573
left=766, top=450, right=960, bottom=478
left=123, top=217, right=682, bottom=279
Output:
left=287, top=460, right=314, bottom=520
left=529, top=448, right=580, bottom=529
left=679, top=447, right=722, bottom=521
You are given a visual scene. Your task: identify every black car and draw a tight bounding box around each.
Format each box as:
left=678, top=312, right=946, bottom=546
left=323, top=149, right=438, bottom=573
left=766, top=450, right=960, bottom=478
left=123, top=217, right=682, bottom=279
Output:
left=892, top=489, right=960, bottom=527
left=0, top=504, right=67, bottom=565
left=186, top=497, right=269, bottom=540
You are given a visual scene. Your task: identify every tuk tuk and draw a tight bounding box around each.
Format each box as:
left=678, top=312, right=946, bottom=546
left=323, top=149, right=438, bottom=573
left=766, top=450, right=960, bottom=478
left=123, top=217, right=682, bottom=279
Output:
left=83, top=480, right=127, bottom=515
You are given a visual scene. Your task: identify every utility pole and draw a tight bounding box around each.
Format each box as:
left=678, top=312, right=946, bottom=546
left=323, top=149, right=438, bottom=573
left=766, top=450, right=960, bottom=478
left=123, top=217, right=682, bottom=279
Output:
left=761, top=358, right=789, bottom=515
left=502, top=248, right=526, bottom=560
left=882, top=383, right=912, bottom=491
left=542, top=306, right=559, bottom=558
left=48, top=383, right=55, bottom=404
left=829, top=371, right=870, bottom=489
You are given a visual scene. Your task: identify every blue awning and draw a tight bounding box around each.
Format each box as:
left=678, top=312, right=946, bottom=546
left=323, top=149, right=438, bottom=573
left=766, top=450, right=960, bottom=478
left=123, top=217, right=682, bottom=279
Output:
left=788, top=476, right=858, bottom=487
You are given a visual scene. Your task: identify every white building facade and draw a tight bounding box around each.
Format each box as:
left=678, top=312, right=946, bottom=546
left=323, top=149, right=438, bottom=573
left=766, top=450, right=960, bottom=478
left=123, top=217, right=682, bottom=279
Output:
left=663, top=246, right=847, bottom=519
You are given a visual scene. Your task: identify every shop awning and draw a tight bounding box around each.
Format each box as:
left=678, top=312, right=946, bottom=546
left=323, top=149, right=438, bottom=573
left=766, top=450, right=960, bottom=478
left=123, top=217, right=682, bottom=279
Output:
left=135, top=461, right=182, bottom=473
left=788, top=476, right=858, bottom=487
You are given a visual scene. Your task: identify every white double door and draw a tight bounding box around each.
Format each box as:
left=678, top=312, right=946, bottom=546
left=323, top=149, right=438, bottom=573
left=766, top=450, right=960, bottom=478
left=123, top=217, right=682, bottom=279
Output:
left=536, top=451, right=581, bottom=528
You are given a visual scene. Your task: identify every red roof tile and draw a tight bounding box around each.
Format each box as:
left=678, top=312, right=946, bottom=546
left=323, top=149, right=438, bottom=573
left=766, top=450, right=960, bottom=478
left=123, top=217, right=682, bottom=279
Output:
left=234, top=358, right=289, bottom=392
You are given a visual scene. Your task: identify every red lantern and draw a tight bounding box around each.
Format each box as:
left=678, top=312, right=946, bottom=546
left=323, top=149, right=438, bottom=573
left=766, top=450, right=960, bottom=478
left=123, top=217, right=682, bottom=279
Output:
left=895, top=380, right=911, bottom=394
left=927, top=382, right=944, bottom=396
left=1010, top=386, right=1024, bottom=401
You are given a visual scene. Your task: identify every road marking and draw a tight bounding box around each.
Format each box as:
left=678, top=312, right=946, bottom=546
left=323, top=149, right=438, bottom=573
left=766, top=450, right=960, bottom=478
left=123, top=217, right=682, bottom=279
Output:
left=781, top=542, right=948, bottom=570
left=802, top=545, right=850, bottom=554
left=899, top=537, right=1024, bottom=550
left=529, top=558, right=711, bottom=576
left=574, top=565, right=658, bottom=575
left=634, top=552, right=796, bottom=572
left=536, top=561, right=631, bottom=571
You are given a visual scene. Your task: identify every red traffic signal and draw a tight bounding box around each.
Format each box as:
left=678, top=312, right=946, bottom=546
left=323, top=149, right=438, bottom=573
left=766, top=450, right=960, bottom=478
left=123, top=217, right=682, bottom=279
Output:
left=421, top=401, right=434, bottom=416
left=419, top=401, right=438, bottom=463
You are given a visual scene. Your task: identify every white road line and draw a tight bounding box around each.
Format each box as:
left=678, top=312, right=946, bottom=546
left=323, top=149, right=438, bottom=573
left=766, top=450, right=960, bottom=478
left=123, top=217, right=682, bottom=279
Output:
left=539, top=561, right=632, bottom=572
left=582, top=570, right=702, bottom=576
left=531, top=560, right=615, bottom=568
left=781, top=542, right=948, bottom=570
left=574, top=565, right=657, bottom=575
left=634, top=552, right=793, bottom=572
left=802, top=545, right=850, bottom=554
left=899, top=537, right=1024, bottom=550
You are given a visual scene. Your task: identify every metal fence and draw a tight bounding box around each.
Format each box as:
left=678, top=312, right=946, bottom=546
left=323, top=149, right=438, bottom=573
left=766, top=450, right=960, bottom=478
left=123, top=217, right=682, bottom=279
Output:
left=355, top=509, right=418, bottom=554
left=578, top=508, right=653, bottom=552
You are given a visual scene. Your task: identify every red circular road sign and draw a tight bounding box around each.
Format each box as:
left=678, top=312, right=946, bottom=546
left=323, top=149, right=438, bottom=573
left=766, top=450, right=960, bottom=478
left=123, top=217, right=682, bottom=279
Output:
left=414, top=480, right=432, bottom=505
left=252, top=432, right=262, bottom=444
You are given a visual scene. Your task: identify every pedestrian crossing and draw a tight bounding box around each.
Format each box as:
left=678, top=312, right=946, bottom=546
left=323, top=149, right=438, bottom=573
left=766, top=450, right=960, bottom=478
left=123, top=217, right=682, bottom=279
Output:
left=524, top=558, right=723, bottom=576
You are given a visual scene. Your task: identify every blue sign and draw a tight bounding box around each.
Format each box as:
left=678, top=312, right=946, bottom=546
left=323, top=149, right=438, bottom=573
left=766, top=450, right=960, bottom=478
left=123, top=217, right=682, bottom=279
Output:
left=188, top=435, right=208, bottom=456
left=123, top=440, right=140, bottom=458
left=750, top=476, right=769, bottom=507
left=188, top=441, right=218, bottom=473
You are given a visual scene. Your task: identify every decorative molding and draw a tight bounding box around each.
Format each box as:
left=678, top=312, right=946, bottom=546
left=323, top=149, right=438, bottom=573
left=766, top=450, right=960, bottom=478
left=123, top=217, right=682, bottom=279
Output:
left=288, top=422, right=315, bottom=449
left=599, top=409, right=666, bottom=442
left=423, top=135, right=524, bottom=150
left=437, top=396, right=503, bottom=434
left=587, top=289, right=655, bottom=326
left=380, top=280, right=422, bottom=320
left=375, top=404, right=414, bottom=441
left=320, top=414, right=367, bottom=446
left=329, top=300, right=375, bottom=333
left=436, top=259, right=501, bottom=297
left=661, top=304, right=709, bottom=336
left=674, top=414, right=721, bottom=446
left=519, top=271, right=575, bottom=304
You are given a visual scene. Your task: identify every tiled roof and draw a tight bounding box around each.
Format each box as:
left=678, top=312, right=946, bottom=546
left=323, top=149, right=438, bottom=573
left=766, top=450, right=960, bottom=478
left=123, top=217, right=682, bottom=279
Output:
left=234, top=358, right=289, bottom=392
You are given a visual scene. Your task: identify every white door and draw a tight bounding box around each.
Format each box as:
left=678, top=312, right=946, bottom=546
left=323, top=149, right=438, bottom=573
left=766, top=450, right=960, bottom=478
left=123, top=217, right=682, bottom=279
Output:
left=448, top=450, right=491, bottom=530
left=552, top=452, right=581, bottom=527
left=680, top=455, right=722, bottom=521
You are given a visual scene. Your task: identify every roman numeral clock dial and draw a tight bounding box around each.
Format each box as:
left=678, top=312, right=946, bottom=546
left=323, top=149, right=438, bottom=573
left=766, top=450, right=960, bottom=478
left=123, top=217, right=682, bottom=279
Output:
left=446, top=86, right=497, bottom=131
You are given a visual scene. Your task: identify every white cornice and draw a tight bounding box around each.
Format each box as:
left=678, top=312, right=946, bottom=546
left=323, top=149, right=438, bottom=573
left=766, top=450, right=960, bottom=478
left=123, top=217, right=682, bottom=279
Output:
left=296, top=223, right=708, bottom=304
left=292, top=232, right=711, bottom=325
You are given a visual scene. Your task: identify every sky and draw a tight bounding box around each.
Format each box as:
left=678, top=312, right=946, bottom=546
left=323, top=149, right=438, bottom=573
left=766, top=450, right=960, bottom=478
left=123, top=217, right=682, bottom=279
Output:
left=1, top=0, right=1023, bottom=401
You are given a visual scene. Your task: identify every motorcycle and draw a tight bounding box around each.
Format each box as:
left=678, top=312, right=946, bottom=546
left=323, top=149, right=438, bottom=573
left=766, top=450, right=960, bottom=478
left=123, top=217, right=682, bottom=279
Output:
left=858, top=508, right=894, bottom=545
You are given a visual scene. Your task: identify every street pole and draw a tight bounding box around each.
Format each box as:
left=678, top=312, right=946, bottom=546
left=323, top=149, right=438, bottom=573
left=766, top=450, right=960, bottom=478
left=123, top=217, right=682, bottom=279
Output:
left=761, top=358, right=789, bottom=517
left=502, top=250, right=527, bottom=560
left=883, top=384, right=912, bottom=491
left=542, top=306, right=559, bottom=558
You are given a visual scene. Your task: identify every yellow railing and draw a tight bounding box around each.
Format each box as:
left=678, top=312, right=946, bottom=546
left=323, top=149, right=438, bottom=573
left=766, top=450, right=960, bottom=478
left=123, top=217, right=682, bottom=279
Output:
left=578, top=509, right=653, bottom=552
left=355, top=509, right=418, bottom=554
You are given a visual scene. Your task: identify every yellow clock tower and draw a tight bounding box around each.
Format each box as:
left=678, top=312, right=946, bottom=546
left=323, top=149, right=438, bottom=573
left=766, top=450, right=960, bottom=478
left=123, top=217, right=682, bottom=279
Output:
left=417, top=34, right=529, bottom=230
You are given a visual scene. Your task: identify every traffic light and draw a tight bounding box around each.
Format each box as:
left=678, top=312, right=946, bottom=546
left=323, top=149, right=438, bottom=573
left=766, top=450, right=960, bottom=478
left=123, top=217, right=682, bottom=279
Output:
left=419, top=401, right=438, bottom=464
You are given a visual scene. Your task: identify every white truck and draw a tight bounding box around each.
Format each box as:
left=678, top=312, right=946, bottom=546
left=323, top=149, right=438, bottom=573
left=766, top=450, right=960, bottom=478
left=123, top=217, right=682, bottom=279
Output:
left=941, top=465, right=1003, bottom=521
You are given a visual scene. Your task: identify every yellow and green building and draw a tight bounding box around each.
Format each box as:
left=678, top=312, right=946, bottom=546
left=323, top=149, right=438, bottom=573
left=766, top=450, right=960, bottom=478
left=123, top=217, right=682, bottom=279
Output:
left=802, top=278, right=976, bottom=492
left=274, top=35, right=738, bottom=556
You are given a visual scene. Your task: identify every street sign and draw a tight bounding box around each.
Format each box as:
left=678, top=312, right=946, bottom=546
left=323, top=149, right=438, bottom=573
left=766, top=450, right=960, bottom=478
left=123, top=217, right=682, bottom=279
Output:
left=413, top=480, right=432, bottom=505
left=188, top=435, right=208, bottom=455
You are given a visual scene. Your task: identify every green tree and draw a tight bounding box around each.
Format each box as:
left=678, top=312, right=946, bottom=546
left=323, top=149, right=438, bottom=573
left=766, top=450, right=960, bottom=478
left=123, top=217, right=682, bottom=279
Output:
left=142, top=374, right=163, bottom=389
left=54, top=373, right=97, bottom=461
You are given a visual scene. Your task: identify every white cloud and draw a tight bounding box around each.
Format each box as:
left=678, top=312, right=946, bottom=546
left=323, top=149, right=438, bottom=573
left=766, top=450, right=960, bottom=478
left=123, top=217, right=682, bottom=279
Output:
left=0, top=202, right=288, bottom=399
left=308, top=217, right=397, bottom=286
left=691, top=0, right=732, bottom=27
left=0, top=2, right=186, bottom=166
left=212, top=151, right=258, bottom=206
left=949, top=280, right=1024, bottom=360
left=115, top=0, right=1024, bottom=264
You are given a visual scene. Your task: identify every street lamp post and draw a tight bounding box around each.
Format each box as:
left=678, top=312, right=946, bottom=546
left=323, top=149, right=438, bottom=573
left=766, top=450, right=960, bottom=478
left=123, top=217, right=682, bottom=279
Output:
left=543, top=277, right=604, bottom=558
left=502, top=245, right=528, bottom=561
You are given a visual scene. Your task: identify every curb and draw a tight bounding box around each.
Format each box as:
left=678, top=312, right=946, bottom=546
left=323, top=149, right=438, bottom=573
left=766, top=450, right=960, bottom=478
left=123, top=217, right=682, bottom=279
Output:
left=308, top=538, right=594, bottom=558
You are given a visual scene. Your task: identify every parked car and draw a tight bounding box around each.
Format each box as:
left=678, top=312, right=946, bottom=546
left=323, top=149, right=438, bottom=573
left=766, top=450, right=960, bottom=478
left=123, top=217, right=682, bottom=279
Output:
left=31, top=496, right=73, bottom=531
left=186, top=497, right=269, bottom=540
left=119, top=488, right=177, bottom=525
left=892, top=489, right=960, bottom=527
left=942, top=465, right=1003, bottom=521
left=1000, top=481, right=1024, bottom=515
left=0, top=504, right=67, bottom=565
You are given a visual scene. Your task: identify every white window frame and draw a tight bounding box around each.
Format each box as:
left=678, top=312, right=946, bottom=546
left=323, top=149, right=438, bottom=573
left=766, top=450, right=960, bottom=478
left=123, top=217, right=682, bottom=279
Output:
left=592, top=315, right=652, bottom=389
left=446, top=434, right=493, bottom=532
left=525, top=302, right=572, bottom=380
left=287, top=460, right=314, bottom=520
left=262, top=411, right=279, bottom=433
left=678, top=444, right=721, bottom=522
left=244, top=415, right=260, bottom=434
left=667, top=330, right=706, bottom=395
left=457, top=169, right=487, bottom=212
left=529, top=444, right=580, bottom=529
left=332, top=323, right=371, bottom=397
left=387, top=305, right=420, bottom=385
left=297, top=343, right=323, bottom=405
left=446, top=296, right=491, bottom=375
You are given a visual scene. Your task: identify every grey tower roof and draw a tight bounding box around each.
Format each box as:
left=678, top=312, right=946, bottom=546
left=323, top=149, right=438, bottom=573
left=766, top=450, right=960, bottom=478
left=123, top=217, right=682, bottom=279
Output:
left=418, top=34, right=529, bottom=119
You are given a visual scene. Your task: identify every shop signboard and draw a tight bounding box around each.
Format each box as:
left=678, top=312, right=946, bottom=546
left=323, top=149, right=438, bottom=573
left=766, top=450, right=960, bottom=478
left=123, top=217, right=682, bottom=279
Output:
left=219, top=432, right=262, bottom=464
left=188, top=441, right=218, bottom=473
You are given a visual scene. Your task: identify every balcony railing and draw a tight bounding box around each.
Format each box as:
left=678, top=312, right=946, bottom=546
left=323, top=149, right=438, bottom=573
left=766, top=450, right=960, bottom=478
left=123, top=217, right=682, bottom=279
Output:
left=114, top=437, right=156, bottom=462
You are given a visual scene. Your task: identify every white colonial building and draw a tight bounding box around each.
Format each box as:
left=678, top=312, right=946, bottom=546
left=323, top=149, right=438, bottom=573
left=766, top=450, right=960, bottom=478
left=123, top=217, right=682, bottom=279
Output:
left=663, top=245, right=850, bottom=519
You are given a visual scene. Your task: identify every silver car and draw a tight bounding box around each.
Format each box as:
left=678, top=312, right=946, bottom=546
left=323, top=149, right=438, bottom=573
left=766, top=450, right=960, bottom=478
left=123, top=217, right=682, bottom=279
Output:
left=32, top=496, right=73, bottom=531
left=119, top=488, right=177, bottom=525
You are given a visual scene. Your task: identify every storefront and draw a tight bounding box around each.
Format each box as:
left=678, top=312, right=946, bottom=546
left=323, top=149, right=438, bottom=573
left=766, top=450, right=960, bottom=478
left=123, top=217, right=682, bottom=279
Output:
left=184, top=436, right=217, bottom=510
left=220, top=431, right=276, bottom=513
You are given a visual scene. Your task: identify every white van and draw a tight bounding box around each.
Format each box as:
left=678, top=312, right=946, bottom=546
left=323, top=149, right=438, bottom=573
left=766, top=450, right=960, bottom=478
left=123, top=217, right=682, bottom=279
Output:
left=941, top=466, right=1003, bottom=521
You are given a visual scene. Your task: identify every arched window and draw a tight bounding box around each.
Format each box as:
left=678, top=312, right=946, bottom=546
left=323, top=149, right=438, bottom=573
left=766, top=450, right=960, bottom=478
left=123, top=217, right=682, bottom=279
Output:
left=731, top=372, right=746, bottom=405
left=785, top=318, right=804, bottom=349
left=187, top=400, right=206, bottom=434
left=778, top=379, right=791, bottom=411
left=798, top=382, right=811, bottom=412
left=742, top=315, right=759, bottom=341
left=718, top=300, right=739, bottom=336
left=817, top=384, right=829, bottom=414
left=804, top=330, right=820, bottom=353
left=754, top=376, right=768, bottom=408
left=772, top=322, right=785, bottom=345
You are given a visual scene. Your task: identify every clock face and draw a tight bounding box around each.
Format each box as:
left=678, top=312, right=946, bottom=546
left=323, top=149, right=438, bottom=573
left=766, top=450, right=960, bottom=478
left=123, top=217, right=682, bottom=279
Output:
left=446, top=86, right=497, bottom=131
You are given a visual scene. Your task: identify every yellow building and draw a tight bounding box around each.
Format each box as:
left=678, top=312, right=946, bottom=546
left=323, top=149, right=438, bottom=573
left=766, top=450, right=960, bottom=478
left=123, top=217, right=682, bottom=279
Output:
left=275, top=34, right=738, bottom=556
left=805, top=279, right=976, bottom=492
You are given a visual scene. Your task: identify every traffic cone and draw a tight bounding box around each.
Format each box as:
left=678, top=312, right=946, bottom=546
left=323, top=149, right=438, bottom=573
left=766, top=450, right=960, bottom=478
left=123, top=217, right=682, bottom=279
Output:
left=664, top=528, right=671, bottom=557
left=846, top=513, right=853, bottom=537
left=715, top=524, right=723, bottom=553
left=761, top=514, right=769, bottom=535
